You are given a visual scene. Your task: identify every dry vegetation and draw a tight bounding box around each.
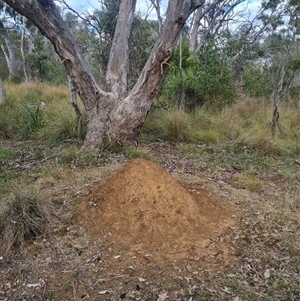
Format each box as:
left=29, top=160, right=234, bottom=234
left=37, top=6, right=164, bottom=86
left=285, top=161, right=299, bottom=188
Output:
left=0, top=82, right=300, bottom=300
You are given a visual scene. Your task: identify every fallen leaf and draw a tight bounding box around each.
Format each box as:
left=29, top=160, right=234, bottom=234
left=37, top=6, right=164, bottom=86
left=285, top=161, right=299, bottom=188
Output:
left=157, top=292, right=168, bottom=301
left=264, top=269, right=270, bottom=279
left=138, top=277, right=146, bottom=282
left=99, top=290, right=110, bottom=295
left=26, top=283, right=41, bottom=288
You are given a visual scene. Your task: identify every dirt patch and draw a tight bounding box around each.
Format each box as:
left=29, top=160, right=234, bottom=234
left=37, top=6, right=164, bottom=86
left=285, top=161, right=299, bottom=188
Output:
left=74, top=159, right=238, bottom=263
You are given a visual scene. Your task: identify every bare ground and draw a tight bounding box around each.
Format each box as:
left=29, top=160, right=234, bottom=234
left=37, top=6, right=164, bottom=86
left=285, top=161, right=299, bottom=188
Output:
left=0, top=141, right=300, bottom=301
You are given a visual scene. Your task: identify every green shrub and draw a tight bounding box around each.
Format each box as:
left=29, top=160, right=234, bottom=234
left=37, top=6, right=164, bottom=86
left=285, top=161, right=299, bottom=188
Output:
left=161, top=41, right=236, bottom=108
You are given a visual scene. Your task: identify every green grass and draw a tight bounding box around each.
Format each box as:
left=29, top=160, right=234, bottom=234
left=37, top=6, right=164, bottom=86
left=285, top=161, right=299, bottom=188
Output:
left=142, top=97, right=300, bottom=158
left=1, top=82, right=299, bottom=159
left=0, top=130, right=299, bottom=300
left=124, top=147, right=155, bottom=161
left=0, top=81, right=84, bottom=145
left=0, top=144, right=18, bottom=161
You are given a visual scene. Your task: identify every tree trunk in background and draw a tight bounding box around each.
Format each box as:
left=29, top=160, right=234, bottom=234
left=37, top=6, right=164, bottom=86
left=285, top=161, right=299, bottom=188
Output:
left=68, top=76, right=83, bottom=139
left=3, top=0, right=205, bottom=150
left=150, top=0, right=163, bottom=33
left=179, top=33, right=185, bottom=110
left=270, top=58, right=288, bottom=135
left=21, top=16, right=29, bottom=82
left=0, top=78, right=6, bottom=105
left=0, top=20, right=19, bottom=80
left=189, top=7, right=202, bottom=53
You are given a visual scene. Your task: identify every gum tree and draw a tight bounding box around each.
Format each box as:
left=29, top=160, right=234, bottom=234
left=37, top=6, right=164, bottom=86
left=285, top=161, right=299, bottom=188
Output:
left=3, top=0, right=205, bottom=149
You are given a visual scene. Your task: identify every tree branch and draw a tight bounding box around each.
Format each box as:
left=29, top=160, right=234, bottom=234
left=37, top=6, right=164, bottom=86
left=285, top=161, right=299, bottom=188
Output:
left=3, top=0, right=114, bottom=111
left=105, top=0, right=137, bottom=99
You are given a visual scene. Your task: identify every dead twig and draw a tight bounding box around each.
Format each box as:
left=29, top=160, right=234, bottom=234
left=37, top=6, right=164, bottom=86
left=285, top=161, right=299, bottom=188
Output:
left=13, top=154, right=57, bottom=170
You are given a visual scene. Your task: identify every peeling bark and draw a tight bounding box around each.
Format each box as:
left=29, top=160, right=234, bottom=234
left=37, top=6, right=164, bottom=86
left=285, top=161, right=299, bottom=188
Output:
left=106, top=0, right=136, bottom=99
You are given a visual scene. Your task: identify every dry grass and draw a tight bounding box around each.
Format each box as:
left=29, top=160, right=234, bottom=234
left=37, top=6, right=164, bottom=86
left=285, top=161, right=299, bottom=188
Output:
left=228, top=173, right=263, bottom=191
left=144, top=96, right=300, bottom=156
left=0, top=84, right=299, bottom=300
left=0, top=189, right=55, bottom=255
left=1, top=81, right=85, bottom=143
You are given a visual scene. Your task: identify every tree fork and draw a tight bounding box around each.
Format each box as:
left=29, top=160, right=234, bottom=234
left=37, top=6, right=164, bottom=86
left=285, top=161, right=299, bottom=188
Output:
left=3, top=0, right=206, bottom=150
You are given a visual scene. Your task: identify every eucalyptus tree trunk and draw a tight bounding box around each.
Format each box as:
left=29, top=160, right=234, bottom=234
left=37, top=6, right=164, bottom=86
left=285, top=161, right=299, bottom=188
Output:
left=270, top=57, right=289, bottom=135
left=68, top=76, right=83, bottom=139
left=0, top=20, right=19, bottom=79
left=179, top=33, right=185, bottom=110
left=189, top=0, right=246, bottom=52
left=189, top=7, right=203, bottom=53
left=3, top=0, right=205, bottom=150
left=0, top=77, right=6, bottom=105
left=21, top=16, right=29, bottom=82
left=150, top=0, right=163, bottom=33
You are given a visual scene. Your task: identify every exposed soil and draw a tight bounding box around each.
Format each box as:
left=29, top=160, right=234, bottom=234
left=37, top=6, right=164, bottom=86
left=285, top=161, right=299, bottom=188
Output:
left=1, top=141, right=299, bottom=301
left=74, top=158, right=237, bottom=263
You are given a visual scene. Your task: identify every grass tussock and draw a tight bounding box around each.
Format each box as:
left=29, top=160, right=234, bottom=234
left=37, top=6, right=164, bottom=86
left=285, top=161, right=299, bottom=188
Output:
left=124, top=146, right=155, bottom=161
left=0, top=189, right=55, bottom=255
left=1, top=82, right=300, bottom=156
left=160, top=109, right=196, bottom=142
left=0, top=81, right=85, bottom=144
left=228, top=173, right=263, bottom=192
left=143, top=97, right=300, bottom=156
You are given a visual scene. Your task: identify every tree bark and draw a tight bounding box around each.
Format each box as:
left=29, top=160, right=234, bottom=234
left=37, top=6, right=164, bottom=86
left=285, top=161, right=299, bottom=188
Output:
left=3, top=0, right=205, bottom=149
left=189, top=7, right=202, bottom=53
left=0, top=20, right=19, bottom=79
left=0, top=77, right=6, bottom=105
left=21, top=16, right=29, bottom=82
left=105, top=0, right=136, bottom=99
left=68, top=76, right=83, bottom=139
left=179, top=33, right=185, bottom=110
left=150, top=0, right=163, bottom=33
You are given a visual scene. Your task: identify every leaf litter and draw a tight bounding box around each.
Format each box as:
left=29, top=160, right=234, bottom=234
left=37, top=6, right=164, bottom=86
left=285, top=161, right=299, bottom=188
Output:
left=0, top=142, right=300, bottom=300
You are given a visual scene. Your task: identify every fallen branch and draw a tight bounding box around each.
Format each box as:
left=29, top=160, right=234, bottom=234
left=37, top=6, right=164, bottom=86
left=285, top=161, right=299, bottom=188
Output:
left=13, top=154, right=57, bottom=170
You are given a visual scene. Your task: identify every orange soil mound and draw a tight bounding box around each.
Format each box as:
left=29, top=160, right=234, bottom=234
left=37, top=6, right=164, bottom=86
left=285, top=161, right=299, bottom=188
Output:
left=74, top=159, right=236, bottom=260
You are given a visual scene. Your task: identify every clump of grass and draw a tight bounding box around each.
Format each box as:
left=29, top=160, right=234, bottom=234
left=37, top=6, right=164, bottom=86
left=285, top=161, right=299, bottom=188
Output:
left=1, top=81, right=86, bottom=144
left=0, top=189, right=55, bottom=254
left=57, top=146, right=102, bottom=166
left=144, top=96, right=300, bottom=157
left=0, top=92, right=20, bottom=139
left=124, top=147, right=155, bottom=161
left=0, top=144, right=18, bottom=162
left=0, top=109, right=14, bottom=139
left=228, top=173, right=263, bottom=192
left=17, top=104, right=45, bottom=139
left=152, top=109, right=196, bottom=142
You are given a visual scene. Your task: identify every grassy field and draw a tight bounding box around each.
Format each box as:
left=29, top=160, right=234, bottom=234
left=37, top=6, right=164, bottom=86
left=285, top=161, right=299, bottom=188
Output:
left=0, top=82, right=299, bottom=300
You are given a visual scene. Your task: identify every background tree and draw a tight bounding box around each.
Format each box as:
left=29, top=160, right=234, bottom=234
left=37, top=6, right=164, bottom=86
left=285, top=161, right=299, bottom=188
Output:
left=0, top=1, right=21, bottom=81
left=0, top=76, right=5, bottom=104
left=189, top=0, right=247, bottom=53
